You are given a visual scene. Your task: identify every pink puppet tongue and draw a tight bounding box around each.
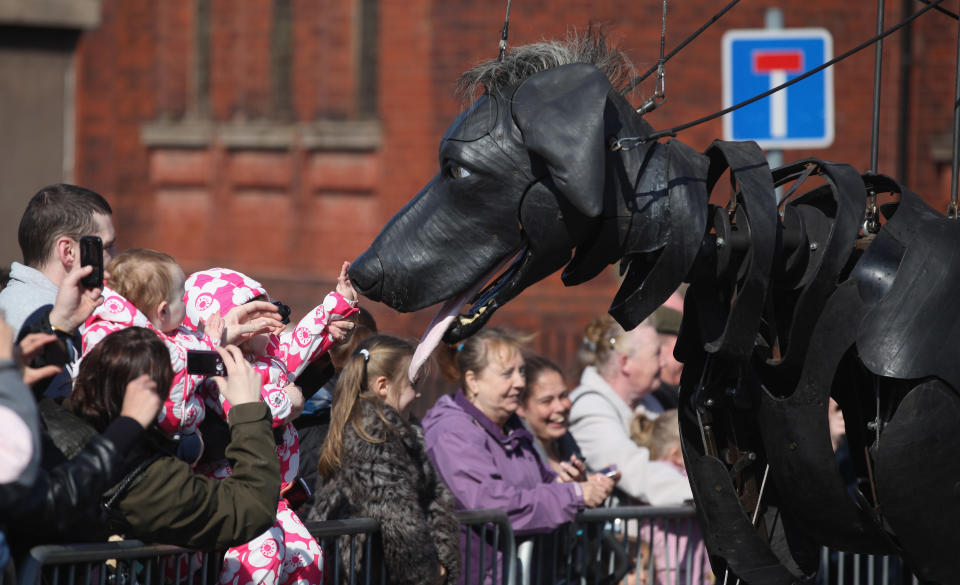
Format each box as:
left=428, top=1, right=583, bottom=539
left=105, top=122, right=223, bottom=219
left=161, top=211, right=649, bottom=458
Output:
left=408, top=256, right=514, bottom=383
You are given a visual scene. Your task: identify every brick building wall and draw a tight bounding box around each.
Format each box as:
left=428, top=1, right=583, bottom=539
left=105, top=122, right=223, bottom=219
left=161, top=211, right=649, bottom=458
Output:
left=71, top=0, right=958, bottom=379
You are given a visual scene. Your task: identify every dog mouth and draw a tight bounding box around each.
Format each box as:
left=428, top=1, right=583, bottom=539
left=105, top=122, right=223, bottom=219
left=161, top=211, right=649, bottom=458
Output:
left=407, top=247, right=526, bottom=382
left=447, top=248, right=526, bottom=338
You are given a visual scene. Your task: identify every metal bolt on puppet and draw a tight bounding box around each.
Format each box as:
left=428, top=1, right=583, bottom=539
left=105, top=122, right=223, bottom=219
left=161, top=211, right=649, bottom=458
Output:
left=348, top=2, right=960, bottom=583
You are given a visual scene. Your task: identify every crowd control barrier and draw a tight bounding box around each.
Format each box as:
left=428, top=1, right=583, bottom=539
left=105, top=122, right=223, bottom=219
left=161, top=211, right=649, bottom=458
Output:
left=521, top=506, right=922, bottom=585
left=11, top=507, right=924, bottom=585
left=17, top=540, right=220, bottom=585
left=14, top=510, right=514, bottom=585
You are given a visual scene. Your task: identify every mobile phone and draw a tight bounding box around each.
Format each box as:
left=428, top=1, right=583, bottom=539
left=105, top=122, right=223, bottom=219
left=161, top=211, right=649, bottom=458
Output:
left=599, top=464, right=620, bottom=479
left=79, top=235, right=103, bottom=288
left=30, top=336, right=70, bottom=369
left=282, top=477, right=312, bottom=509
left=186, top=349, right=226, bottom=376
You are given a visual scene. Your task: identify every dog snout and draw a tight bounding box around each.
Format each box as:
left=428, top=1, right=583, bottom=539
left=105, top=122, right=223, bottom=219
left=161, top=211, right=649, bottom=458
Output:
left=348, top=251, right=384, bottom=302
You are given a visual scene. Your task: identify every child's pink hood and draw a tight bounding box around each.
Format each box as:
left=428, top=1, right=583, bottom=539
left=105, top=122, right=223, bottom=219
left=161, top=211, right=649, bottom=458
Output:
left=183, top=268, right=269, bottom=330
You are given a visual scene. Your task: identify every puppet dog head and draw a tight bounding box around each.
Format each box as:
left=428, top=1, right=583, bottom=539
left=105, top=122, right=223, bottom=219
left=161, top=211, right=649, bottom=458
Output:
left=349, top=39, right=683, bottom=343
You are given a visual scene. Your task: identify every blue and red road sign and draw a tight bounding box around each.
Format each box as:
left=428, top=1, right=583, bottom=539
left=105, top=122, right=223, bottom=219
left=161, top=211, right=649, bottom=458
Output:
left=722, top=28, right=834, bottom=149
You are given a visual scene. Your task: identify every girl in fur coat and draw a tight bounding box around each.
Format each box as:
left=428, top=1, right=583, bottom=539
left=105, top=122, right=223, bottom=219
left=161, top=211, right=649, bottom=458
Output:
left=308, top=335, right=461, bottom=585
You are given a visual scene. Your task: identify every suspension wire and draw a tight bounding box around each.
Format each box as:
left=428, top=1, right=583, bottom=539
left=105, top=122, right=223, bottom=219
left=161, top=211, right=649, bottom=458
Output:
left=949, top=1, right=960, bottom=218
left=864, top=0, right=886, bottom=232
left=497, top=0, right=513, bottom=62
left=613, top=0, right=947, bottom=148
left=637, top=0, right=669, bottom=114
left=915, top=0, right=958, bottom=20
left=870, top=0, right=885, bottom=173
left=624, top=0, right=741, bottom=95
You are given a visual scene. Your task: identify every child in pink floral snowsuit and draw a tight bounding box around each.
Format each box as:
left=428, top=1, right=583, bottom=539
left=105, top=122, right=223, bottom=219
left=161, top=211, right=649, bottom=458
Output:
left=79, top=249, right=281, bottom=461
left=81, top=249, right=321, bottom=585
left=80, top=249, right=221, bottom=454
left=183, top=263, right=359, bottom=585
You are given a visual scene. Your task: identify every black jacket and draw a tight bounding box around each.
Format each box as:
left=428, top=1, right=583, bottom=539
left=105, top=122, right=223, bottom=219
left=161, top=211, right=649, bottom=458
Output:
left=3, top=398, right=144, bottom=552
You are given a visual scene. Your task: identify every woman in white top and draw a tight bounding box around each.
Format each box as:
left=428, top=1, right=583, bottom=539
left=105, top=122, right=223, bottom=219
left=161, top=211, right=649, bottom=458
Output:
left=568, top=314, right=693, bottom=506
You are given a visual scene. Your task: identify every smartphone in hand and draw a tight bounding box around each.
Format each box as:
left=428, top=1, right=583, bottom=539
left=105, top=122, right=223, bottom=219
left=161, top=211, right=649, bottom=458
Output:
left=30, top=336, right=70, bottom=368
left=282, top=477, right=312, bottom=509
left=598, top=464, right=621, bottom=479
left=79, top=235, right=103, bottom=289
left=186, top=349, right=226, bottom=376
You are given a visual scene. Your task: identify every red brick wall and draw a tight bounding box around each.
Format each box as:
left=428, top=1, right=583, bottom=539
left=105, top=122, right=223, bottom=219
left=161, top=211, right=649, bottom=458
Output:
left=73, top=0, right=958, bottom=375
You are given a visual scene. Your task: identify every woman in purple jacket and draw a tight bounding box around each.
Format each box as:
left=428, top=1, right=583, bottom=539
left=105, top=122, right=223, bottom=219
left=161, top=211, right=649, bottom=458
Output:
left=423, top=328, right=614, bottom=582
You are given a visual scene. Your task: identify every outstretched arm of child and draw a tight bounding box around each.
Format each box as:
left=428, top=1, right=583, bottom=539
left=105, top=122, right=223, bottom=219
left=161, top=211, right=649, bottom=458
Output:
left=278, top=262, right=359, bottom=379
left=327, top=261, right=359, bottom=342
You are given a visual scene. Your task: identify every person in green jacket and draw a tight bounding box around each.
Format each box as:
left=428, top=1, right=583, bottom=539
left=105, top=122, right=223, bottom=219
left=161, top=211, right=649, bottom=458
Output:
left=70, top=327, right=281, bottom=550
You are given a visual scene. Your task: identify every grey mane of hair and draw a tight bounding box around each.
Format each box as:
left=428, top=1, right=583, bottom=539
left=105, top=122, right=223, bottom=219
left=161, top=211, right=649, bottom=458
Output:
left=455, top=29, right=637, bottom=103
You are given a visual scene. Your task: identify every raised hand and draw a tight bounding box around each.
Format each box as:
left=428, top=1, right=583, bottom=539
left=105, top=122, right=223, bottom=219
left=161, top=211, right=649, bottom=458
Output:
left=327, top=319, right=356, bottom=344
left=336, top=261, right=359, bottom=305
left=211, top=345, right=262, bottom=406
left=200, top=310, right=225, bottom=344
left=222, top=302, right=283, bottom=346
left=49, top=265, right=107, bottom=333
left=119, top=374, right=164, bottom=429
left=17, top=333, right=63, bottom=385
left=555, top=455, right=587, bottom=483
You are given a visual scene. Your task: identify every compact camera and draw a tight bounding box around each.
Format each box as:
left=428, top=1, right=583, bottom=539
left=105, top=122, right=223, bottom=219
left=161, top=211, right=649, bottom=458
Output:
left=272, top=300, right=292, bottom=325
left=186, top=350, right=226, bottom=376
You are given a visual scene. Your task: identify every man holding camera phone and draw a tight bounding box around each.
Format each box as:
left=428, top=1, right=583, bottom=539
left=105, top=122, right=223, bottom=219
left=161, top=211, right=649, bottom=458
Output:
left=0, top=183, right=116, bottom=334
left=0, top=184, right=117, bottom=397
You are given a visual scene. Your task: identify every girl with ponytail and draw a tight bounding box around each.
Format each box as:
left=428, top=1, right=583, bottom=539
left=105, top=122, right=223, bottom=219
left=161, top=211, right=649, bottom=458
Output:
left=307, top=335, right=460, bottom=585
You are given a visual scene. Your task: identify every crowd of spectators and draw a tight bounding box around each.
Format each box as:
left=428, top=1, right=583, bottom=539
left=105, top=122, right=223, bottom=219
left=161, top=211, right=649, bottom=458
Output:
left=0, top=183, right=705, bottom=585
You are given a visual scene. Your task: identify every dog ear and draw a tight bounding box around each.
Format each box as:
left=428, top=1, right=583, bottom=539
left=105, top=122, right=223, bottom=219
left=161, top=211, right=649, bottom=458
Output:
left=512, top=63, right=611, bottom=219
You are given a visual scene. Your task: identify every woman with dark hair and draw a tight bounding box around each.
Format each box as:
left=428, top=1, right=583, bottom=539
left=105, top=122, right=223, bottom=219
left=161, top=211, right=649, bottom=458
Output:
left=70, top=327, right=282, bottom=550
left=518, top=355, right=607, bottom=482
left=71, top=327, right=175, bottom=433
left=307, top=335, right=460, bottom=585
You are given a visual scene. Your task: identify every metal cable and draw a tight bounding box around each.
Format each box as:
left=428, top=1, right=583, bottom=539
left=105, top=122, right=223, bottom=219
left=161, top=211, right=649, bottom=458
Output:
left=914, top=0, right=958, bottom=20
left=949, top=2, right=960, bottom=218
left=615, top=0, right=946, bottom=147
left=498, top=0, right=513, bottom=62
left=870, top=0, right=885, bottom=173
left=624, top=0, right=741, bottom=94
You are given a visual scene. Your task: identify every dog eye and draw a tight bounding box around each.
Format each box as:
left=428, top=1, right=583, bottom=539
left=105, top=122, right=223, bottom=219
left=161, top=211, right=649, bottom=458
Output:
left=448, top=165, right=472, bottom=179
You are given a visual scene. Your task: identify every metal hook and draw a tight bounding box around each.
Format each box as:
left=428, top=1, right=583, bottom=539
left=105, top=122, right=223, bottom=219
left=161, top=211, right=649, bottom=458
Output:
left=863, top=189, right=881, bottom=234
left=637, top=60, right=666, bottom=116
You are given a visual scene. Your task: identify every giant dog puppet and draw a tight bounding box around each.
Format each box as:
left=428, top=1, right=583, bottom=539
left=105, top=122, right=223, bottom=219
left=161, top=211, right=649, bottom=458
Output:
left=348, top=37, right=960, bottom=584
